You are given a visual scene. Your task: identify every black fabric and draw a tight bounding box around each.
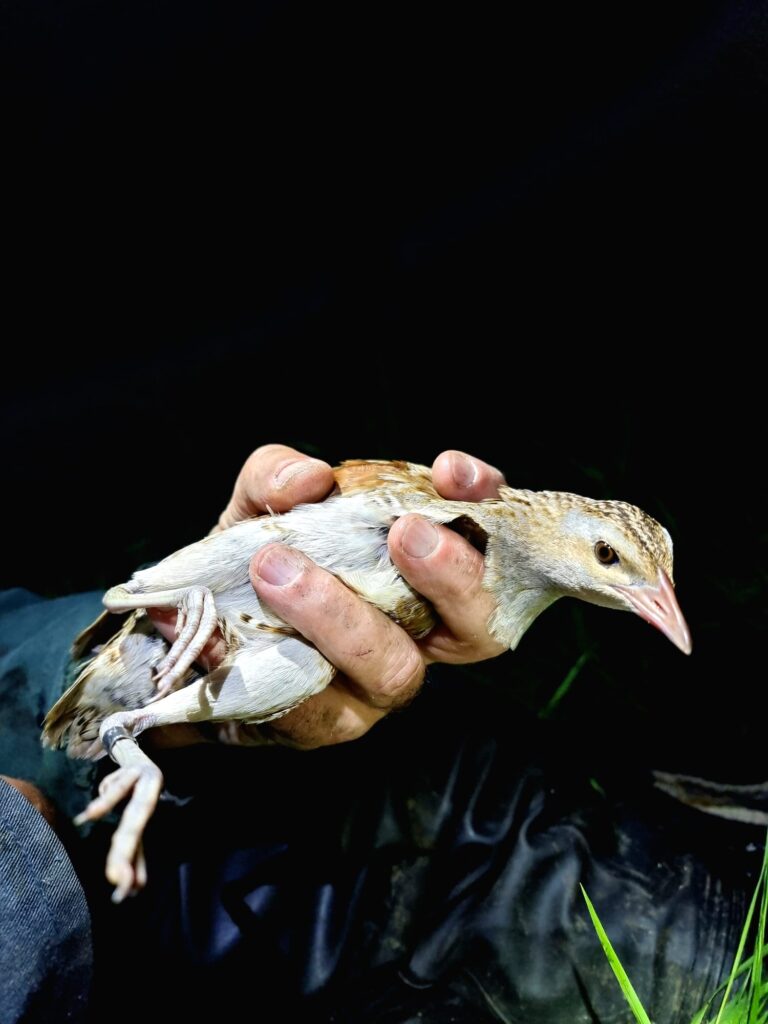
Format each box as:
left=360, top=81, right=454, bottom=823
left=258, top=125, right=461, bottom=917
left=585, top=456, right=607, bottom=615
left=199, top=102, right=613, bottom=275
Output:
left=101, top=674, right=762, bottom=1024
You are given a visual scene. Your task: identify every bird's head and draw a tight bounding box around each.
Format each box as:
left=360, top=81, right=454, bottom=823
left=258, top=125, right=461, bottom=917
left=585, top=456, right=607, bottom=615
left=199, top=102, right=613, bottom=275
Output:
left=487, top=489, right=692, bottom=654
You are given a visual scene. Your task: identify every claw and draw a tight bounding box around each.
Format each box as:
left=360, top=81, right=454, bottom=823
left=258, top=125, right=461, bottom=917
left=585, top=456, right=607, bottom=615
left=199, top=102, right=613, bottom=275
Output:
left=150, top=587, right=217, bottom=695
left=74, top=733, right=164, bottom=902
left=145, top=680, right=175, bottom=704
left=103, top=584, right=218, bottom=697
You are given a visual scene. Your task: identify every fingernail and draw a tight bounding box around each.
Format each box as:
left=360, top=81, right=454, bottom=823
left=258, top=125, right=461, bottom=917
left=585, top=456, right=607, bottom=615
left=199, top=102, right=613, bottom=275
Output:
left=450, top=452, right=477, bottom=489
left=255, top=547, right=304, bottom=586
left=274, top=459, right=318, bottom=488
left=401, top=517, right=439, bottom=558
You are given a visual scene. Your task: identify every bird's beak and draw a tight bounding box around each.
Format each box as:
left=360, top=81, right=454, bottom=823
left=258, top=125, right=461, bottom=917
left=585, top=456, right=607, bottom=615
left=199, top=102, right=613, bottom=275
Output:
left=612, top=569, right=692, bottom=655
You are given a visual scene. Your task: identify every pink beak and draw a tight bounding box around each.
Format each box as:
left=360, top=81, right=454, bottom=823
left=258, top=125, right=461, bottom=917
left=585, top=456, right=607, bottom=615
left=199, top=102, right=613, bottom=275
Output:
left=613, top=569, right=692, bottom=655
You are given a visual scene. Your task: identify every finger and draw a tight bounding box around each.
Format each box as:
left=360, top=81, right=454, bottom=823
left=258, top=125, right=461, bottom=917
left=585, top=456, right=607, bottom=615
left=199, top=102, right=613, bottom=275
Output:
left=431, top=450, right=506, bottom=501
left=250, top=545, right=425, bottom=710
left=388, top=515, right=506, bottom=664
left=217, top=444, right=334, bottom=528
left=265, top=678, right=386, bottom=749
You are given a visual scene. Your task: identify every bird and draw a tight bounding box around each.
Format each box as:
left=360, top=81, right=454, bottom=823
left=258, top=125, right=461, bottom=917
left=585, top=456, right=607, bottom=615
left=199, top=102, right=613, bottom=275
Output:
left=42, top=459, right=691, bottom=901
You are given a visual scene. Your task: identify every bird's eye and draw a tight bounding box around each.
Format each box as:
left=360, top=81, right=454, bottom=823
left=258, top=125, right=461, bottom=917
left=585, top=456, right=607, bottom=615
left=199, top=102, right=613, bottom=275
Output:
left=594, top=541, right=619, bottom=565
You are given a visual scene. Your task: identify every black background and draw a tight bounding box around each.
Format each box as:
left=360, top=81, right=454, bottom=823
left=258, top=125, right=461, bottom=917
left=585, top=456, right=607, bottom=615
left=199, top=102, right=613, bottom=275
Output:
left=2, top=1, right=765, bottom=777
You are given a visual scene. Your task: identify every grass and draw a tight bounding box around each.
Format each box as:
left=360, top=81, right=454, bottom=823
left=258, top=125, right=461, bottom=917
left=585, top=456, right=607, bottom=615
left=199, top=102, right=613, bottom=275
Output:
left=582, top=832, right=768, bottom=1023
left=538, top=649, right=593, bottom=720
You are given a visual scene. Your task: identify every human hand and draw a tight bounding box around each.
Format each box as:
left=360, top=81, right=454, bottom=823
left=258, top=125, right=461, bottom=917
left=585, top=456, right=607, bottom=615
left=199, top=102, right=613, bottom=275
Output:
left=149, top=444, right=507, bottom=750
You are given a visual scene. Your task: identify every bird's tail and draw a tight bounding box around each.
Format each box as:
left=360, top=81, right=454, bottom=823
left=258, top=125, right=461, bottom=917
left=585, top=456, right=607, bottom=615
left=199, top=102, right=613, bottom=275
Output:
left=42, top=613, right=167, bottom=760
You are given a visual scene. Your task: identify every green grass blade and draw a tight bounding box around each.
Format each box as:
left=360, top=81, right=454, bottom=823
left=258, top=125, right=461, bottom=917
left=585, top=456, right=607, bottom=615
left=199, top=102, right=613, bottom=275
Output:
left=714, top=835, right=767, bottom=1024
left=748, top=841, right=768, bottom=1023
left=539, top=651, right=591, bottom=719
left=718, top=992, right=753, bottom=1024
left=691, top=956, right=761, bottom=1023
left=581, top=885, right=654, bottom=1024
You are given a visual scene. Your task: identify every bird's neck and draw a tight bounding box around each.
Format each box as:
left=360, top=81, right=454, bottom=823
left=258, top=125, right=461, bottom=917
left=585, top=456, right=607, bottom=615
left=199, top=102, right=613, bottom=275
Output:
left=388, top=485, right=566, bottom=651
left=484, top=541, right=561, bottom=649
left=472, top=493, right=564, bottom=650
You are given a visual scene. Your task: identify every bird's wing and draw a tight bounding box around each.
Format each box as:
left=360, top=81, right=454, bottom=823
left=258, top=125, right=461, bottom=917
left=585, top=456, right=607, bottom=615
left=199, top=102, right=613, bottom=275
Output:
left=43, top=612, right=166, bottom=758
left=334, top=460, right=439, bottom=500
left=71, top=608, right=131, bottom=659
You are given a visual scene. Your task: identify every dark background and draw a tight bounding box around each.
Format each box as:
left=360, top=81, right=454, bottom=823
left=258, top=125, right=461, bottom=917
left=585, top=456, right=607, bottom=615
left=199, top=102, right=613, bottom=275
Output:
left=2, top=1, right=765, bottom=777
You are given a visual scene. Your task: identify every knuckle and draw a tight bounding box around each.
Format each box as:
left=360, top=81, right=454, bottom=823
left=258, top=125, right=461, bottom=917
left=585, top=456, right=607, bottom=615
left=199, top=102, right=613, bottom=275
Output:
left=446, top=570, right=481, bottom=607
left=325, top=714, right=370, bottom=746
left=269, top=692, right=376, bottom=749
left=371, top=643, right=424, bottom=705
left=265, top=699, right=332, bottom=750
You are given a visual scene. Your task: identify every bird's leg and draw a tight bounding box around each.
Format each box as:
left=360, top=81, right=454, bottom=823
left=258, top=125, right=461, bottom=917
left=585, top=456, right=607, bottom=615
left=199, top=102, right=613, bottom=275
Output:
left=104, top=584, right=218, bottom=698
left=75, top=639, right=336, bottom=901
left=74, top=715, right=162, bottom=903
left=74, top=675, right=225, bottom=902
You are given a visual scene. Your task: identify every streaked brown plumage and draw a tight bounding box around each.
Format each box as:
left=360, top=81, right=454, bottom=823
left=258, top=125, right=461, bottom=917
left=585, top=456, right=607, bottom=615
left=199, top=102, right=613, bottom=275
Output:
left=42, top=459, right=691, bottom=900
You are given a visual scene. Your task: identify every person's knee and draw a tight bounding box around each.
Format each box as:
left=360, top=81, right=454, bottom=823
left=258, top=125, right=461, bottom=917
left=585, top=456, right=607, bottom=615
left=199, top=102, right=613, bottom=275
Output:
left=0, top=776, right=57, bottom=828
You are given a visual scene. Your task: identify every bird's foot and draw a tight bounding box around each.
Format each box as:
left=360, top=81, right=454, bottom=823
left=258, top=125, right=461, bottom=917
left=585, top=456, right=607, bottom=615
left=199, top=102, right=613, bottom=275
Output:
left=149, top=585, right=218, bottom=699
left=74, top=721, right=163, bottom=902
left=103, top=583, right=218, bottom=700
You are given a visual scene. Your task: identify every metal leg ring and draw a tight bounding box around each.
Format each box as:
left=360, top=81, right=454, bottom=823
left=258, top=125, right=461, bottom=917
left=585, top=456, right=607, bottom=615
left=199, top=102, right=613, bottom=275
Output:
left=101, top=725, right=133, bottom=761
